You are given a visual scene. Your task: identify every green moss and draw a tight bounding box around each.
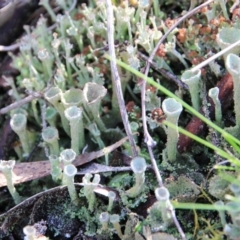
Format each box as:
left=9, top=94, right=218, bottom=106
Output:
left=208, top=173, right=232, bottom=200
left=120, top=189, right=148, bottom=209
left=2, top=0, right=240, bottom=239
left=165, top=175, right=200, bottom=202
left=76, top=205, right=98, bottom=236
left=108, top=173, right=133, bottom=190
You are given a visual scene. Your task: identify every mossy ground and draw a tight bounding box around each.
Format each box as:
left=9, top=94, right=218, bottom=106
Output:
left=0, top=0, right=240, bottom=239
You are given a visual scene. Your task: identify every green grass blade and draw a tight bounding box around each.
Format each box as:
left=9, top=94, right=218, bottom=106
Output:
left=105, top=55, right=240, bottom=147
left=172, top=201, right=238, bottom=211
left=214, top=165, right=236, bottom=171
left=224, top=133, right=240, bottom=155
left=164, top=121, right=240, bottom=167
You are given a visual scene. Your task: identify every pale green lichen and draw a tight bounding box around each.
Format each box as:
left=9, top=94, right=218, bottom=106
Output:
left=208, top=174, right=231, bottom=200
left=165, top=175, right=200, bottom=202
left=2, top=0, right=240, bottom=239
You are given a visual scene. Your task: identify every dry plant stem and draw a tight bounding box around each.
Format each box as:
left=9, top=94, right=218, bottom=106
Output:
left=171, top=210, right=186, bottom=238
left=0, top=24, right=58, bottom=52
left=0, top=92, right=42, bottom=115
left=41, top=99, right=49, bottom=157
left=41, top=100, right=47, bottom=130
left=191, top=39, right=240, bottom=72
left=137, top=52, right=188, bottom=89
left=148, top=145, right=163, bottom=187
left=140, top=0, right=215, bottom=179
left=77, top=163, right=133, bottom=175
left=67, top=0, right=77, bottom=12
left=141, top=0, right=214, bottom=126
left=230, top=0, right=240, bottom=12
left=138, top=2, right=215, bottom=239
left=141, top=63, right=186, bottom=239
left=0, top=43, right=19, bottom=51
left=105, top=0, right=138, bottom=157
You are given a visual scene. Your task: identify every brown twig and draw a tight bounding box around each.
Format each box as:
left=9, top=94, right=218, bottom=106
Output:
left=139, top=2, right=215, bottom=239
left=105, top=0, right=138, bottom=157
left=0, top=92, right=43, bottom=115
left=178, top=73, right=233, bottom=152
left=137, top=51, right=189, bottom=89
left=140, top=0, right=215, bottom=184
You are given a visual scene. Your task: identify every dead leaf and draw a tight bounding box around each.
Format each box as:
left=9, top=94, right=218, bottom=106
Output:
left=77, top=163, right=132, bottom=175
left=0, top=136, right=129, bottom=187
